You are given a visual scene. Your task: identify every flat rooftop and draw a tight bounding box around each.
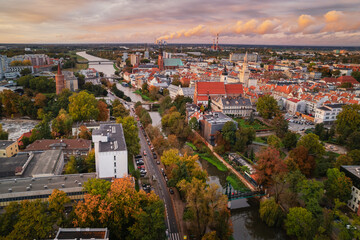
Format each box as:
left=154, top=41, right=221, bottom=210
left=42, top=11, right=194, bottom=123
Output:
left=93, top=124, right=127, bottom=152
left=0, top=173, right=96, bottom=200
left=55, top=228, right=109, bottom=240
left=22, top=150, right=62, bottom=177
left=0, top=155, right=28, bottom=178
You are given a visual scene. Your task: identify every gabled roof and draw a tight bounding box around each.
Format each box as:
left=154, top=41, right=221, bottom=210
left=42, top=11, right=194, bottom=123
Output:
left=225, top=84, right=244, bottom=95
left=196, top=82, right=226, bottom=95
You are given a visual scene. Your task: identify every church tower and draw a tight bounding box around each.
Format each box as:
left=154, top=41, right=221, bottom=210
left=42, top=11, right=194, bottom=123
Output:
left=158, top=47, right=164, bottom=71
left=239, top=52, right=250, bottom=87
left=55, top=62, right=65, bottom=95
left=220, top=65, right=228, bottom=83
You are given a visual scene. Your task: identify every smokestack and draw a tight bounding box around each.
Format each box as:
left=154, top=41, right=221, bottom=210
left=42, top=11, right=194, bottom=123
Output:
left=57, top=62, right=62, bottom=75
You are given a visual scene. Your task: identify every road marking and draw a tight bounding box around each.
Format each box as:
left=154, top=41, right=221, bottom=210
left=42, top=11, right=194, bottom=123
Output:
left=169, top=233, right=180, bottom=240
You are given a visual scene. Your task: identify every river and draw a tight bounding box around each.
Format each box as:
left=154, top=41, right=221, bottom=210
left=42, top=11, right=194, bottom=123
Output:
left=77, top=51, right=286, bottom=240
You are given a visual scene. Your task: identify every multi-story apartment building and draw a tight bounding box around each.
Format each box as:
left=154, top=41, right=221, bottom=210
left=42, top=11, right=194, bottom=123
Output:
left=0, top=140, right=19, bottom=157
left=92, top=123, right=128, bottom=179
left=212, top=96, right=252, bottom=117
left=314, top=104, right=344, bottom=125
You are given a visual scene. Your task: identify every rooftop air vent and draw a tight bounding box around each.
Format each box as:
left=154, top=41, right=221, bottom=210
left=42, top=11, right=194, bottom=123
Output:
left=26, top=187, right=30, bottom=191
left=44, top=185, right=48, bottom=189
left=61, top=184, right=65, bottom=188
left=8, top=188, right=12, bottom=193
left=78, top=183, right=82, bottom=186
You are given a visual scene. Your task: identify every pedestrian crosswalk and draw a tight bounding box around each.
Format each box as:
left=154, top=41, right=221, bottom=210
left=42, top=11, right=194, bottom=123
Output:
left=169, top=232, right=180, bottom=240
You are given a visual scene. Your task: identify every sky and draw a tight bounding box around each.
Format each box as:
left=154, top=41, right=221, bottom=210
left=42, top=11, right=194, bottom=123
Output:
left=0, top=0, right=360, bottom=46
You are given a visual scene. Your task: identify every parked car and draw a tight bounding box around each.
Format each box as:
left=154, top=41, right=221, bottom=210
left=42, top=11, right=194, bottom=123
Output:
left=156, top=160, right=160, bottom=165
left=137, top=165, right=145, bottom=170
left=143, top=150, right=147, bottom=156
left=135, top=155, right=142, bottom=159
left=153, top=153, right=157, bottom=159
left=169, top=188, right=174, bottom=194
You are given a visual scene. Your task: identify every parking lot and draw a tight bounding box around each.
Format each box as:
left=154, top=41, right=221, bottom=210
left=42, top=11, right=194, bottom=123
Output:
left=285, top=113, right=315, bottom=133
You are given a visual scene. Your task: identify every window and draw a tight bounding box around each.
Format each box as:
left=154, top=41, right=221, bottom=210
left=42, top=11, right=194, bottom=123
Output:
left=114, top=162, right=116, bottom=167
left=114, top=156, right=116, bottom=160
left=114, top=175, right=117, bottom=178
left=114, top=168, right=116, bottom=173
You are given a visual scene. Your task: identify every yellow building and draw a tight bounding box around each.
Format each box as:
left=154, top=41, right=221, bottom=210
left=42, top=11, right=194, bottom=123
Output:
left=0, top=140, right=19, bottom=157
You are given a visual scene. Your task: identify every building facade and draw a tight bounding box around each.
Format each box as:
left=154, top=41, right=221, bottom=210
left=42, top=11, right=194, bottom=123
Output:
left=314, top=104, right=344, bottom=124
left=0, top=140, right=19, bottom=157
left=92, top=124, right=128, bottom=179
left=212, top=96, right=252, bottom=117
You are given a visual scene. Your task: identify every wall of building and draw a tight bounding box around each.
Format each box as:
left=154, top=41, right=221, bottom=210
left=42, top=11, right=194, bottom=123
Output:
left=97, top=150, right=128, bottom=178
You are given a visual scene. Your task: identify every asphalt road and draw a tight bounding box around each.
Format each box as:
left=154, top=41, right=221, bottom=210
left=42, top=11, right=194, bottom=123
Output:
left=130, top=108, right=181, bottom=240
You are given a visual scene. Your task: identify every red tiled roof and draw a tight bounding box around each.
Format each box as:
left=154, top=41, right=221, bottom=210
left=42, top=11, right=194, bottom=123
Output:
left=337, top=76, right=359, bottom=84
left=196, top=82, right=226, bottom=95
left=197, top=95, right=209, bottom=101
left=225, top=84, right=244, bottom=95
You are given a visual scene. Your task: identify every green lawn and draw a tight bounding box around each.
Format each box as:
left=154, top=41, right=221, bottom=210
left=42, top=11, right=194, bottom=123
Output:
left=226, top=174, right=250, bottom=191
left=128, top=155, right=135, bottom=173
left=235, top=118, right=270, bottom=130
left=254, top=136, right=267, bottom=143
left=198, top=152, right=228, bottom=172
left=133, top=90, right=152, bottom=102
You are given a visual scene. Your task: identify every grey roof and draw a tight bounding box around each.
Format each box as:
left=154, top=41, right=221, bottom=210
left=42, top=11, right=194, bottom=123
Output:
left=22, top=150, right=62, bottom=177
left=0, top=155, right=28, bottom=178
left=325, top=104, right=345, bottom=109
left=0, top=140, right=15, bottom=150
left=204, top=112, right=234, bottom=124
left=217, top=96, right=252, bottom=107
left=93, top=124, right=127, bottom=152
left=0, top=173, right=96, bottom=199
left=55, top=228, right=109, bottom=240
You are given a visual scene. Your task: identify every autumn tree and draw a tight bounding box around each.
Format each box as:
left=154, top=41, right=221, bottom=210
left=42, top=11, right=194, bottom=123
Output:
left=74, top=177, right=166, bottom=240
left=288, top=146, right=315, bottom=177
left=116, top=116, right=140, bottom=157
left=297, top=133, right=325, bottom=156
left=272, top=114, right=288, bottom=138
left=324, top=168, right=352, bottom=203
left=48, top=189, right=71, bottom=226
left=0, top=202, right=20, bottom=237
left=178, top=178, right=232, bottom=240
left=51, top=109, right=73, bottom=137
left=69, top=91, right=99, bottom=122
left=85, top=149, right=96, bottom=172
left=78, top=125, right=92, bottom=140
left=254, top=147, right=287, bottom=187
left=334, top=154, right=353, bottom=169
left=96, top=100, right=109, bottom=121
left=34, top=93, right=47, bottom=108
left=256, top=95, right=279, bottom=119
left=112, top=99, right=129, bottom=118
left=83, top=178, right=111, bottom=199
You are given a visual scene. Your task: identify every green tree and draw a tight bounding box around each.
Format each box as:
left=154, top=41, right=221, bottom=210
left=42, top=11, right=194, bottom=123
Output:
left=221, top=121, right=237, bottom=146
left=256, top=95, right=279, bottom=119
left=234, top=127, right=256, bottom=152
left=116, top=116, right=141, bottom=157
left=285, top=207, right=316, bottom=240
left=334, top=154, right=353, bottom=169
left=267, top=135, right=282, bottom=149
left=272, top=114, right=288, bottom=138
left=159, top=96, right=172, bottom=115
left=20, top=68, right=31, bottom=76
left=324, top=168, right=352, bottom=202
left=336, top=104, right=360, bottom=139
left=282, top=132, right=298, bottom=150
left=7, top=200, right=54, bottom=240
left=51, top=109, right=73, bottom=137
left=347, top=131, right=360, bottom=150
left=83, top=178, right=111, bottom=199
left=30, top=118, right=51, bottom=142
left=0, top=202, right=20, bottom=236
left=112, top=99, right=129, bottom=118
left=85, top=149, right=96, bottom=173
left=348, top=150, right=360, bottom=164
left=259, top=197, right=284, bottom=227
left=298, top=179, right=324, bottom=217
left=64, top=156, right=78, bottom=174
left=69, top=91, right=99, bottom=122
left=297, top=133, right=325, bottom=156
left=189, top=117, right=199, bottom=130
left=351, top=71, right=360, bottom=82
left=0, top=124, right=9, bottom=140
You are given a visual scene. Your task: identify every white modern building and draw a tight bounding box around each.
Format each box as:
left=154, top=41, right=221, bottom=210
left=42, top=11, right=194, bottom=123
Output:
left=341, top=166, right=360, bottom=214
left=92, top=124, right=128, bottom=179
left=314, top=104, right=344, bottom=125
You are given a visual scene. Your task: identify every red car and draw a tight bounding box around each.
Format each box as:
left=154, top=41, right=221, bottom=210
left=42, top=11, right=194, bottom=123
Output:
left=143, top=150, right=147, bottom=156
left=137, top=165, right=145, bottom=170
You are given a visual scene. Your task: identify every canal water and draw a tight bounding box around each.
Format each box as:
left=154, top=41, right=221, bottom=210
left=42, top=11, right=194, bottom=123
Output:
left=77, top=51, right=287, bottom=239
